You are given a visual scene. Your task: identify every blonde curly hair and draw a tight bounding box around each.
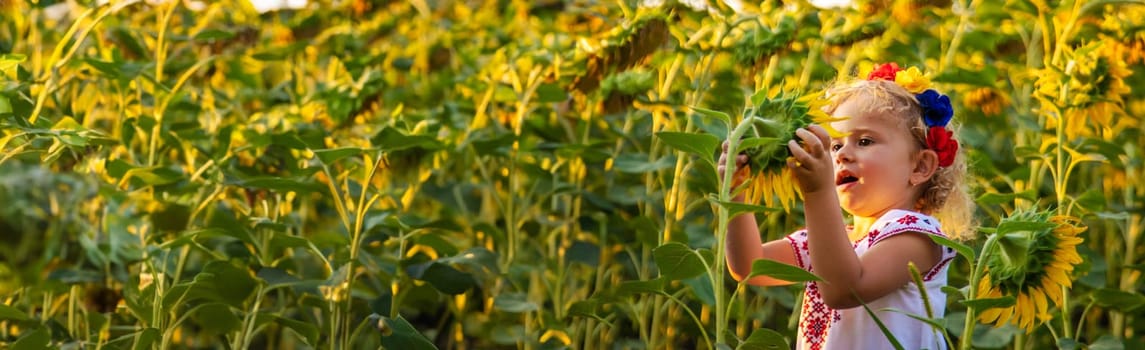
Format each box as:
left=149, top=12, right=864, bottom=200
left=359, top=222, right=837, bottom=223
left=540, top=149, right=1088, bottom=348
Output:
left=822, top=79, right=977, bottom=240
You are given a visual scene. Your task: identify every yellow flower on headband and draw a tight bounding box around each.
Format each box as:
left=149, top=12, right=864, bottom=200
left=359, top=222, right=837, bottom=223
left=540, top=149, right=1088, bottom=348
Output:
left=894, top=67, right=930, bottom=93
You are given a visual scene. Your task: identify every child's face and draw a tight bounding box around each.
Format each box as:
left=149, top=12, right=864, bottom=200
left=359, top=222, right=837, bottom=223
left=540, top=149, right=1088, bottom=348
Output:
left=828, top=98, right=924, bottom=217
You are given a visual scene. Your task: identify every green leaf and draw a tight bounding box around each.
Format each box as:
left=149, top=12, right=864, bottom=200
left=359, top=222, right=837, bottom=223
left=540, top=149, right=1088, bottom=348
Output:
left=611, top=153, right=676, bottom=173
left=371, top=127, right=443, bottom=152
left=0, top=95, right=10, bottom=115
left=11, top=327, right=49, bottom=350
left=656, top=132, right=718, bottom=165
left=709, top=195, right=782, bottom=218
left=858, top=298, right=906, bottom=350
left=1090, top=289, right=1145, bottom=312
left=132, top=328, right=161, bottom=350
left=995, top=220, right=1057, bottom=235
left=747, top=259, right=822, bottom=283
left=683, top=274, right=715, bottom=306
left=959, top=296, right=1016, bottom=310
left=230, top=177, right=325, bottom=193
left=191, top=303, right=242, bottom=335
left=736, top=328, right=789, bottom=350
left=614, top=277, right=666, bottom=297
left=123, top=166, right=184, bottom=186
left=535, top=83, right=568, bottom=103
left=736, top=137, right=783, bottom=153
left=973, top=324, right=1020, bottom=348
left=1089, top=335, right=1126, bottom=350
left=379, top=316, right=438, bottom=350
left=881, top=307, right=947, bottom=332
left=0, top=53, right=26, bottom=79
left=257, top=267, right=304, bottom=290
left=691, top=106, right=731, bottom=127
left=1058, top=338, right=1082, bottom=350
left=653, top=242, right=707, bottom=280
left=932, top=65, right=998, bottom=87
left=0, top=304, right=29, bottom=321
left=929, top=234, right=975, bottom=261
left=493, top=293, right=539, bottom=313
left=273, top=315, right=320, bottom=346
left=193, top=29, right=237, bottom=41
left=314, top=147, right=364, bottom=164
left=202, top=261, right=257, bottom=307
left=405, top=261, right=476, bottom=295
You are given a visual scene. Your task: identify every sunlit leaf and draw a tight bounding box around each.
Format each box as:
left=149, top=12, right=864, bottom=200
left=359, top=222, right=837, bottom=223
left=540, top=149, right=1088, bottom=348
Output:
left=656, top=131, right=718, bottom=165
left=405, top=261, right=476, bottom=295
left=1090, top=289, right=1145, bottom=312
left=747, top=259, right=822, bottom=283
left=494, top=293, right=539, bottom=313
left=379, top=315, right=437, bottom=350
left=958, top=296, right=1016, bottom=310
left=0, top=304, right=29, bottom=321
left=737, top=328, right=788, bottom=350
left=653, top=242, right=707, bottom=280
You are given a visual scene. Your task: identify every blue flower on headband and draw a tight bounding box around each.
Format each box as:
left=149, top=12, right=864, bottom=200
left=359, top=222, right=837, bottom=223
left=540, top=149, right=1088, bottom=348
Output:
left=916, top=89, right=953, bottom=127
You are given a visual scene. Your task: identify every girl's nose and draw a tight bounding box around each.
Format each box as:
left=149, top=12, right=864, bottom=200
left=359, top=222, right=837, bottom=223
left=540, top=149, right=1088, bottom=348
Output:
left=833, top=144, right=853, bottom=164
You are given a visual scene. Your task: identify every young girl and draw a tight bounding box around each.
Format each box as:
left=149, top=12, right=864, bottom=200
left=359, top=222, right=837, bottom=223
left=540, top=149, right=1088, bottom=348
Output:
left=719, top=63, right=974, bottom=350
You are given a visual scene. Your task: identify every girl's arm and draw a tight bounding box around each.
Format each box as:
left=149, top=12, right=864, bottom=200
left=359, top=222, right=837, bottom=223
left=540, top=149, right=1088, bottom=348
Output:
left=725, top=194, right=798, bottom=286
left=719, top=143, right=798, bottom=287
left=788, top=126, right=941, bottom=309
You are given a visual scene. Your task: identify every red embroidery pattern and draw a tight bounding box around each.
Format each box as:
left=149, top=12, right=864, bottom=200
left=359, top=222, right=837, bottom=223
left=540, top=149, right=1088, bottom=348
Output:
left=867, top=229, right=881, bottom=245
left=801, top=283, right=833, bottom=350
left=789, top=210, right=955, bottom=349
left=897, top=215, right=919, bottom=225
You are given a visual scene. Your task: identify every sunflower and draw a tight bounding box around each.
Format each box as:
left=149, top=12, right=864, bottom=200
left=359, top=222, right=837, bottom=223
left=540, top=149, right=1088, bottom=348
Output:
left=976, top=210, right=1086, bottom=332
left=962, top=87, right=1010, bottom=116
left=736, top=89, right=840, bottom=211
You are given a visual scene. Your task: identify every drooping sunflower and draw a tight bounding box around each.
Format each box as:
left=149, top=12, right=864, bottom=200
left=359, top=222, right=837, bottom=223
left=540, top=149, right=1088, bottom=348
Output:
left=976, top=210, right=1086, bottom=332
left=736, top=89, right=840, bottom=211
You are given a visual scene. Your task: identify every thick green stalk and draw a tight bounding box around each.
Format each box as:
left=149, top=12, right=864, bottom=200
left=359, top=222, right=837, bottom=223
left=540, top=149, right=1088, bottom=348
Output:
left=712, top=118, right=761, bottom=347
left=960, top=235, right=998, bottom=350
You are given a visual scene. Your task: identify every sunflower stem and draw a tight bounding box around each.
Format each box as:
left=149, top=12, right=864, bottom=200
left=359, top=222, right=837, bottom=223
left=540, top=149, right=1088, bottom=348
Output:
left=960, top=234, right=999, bottom=350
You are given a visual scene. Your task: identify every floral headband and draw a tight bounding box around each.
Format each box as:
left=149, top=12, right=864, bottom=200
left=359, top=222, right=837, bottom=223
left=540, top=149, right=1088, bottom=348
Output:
left=867, top=63, right=959, bottom=167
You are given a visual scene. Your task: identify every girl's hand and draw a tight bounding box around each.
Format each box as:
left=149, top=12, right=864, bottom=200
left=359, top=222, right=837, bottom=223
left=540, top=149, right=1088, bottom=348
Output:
left=786, top=125, right=835, bottom=194
left=718, top=141, right=752, bottom=198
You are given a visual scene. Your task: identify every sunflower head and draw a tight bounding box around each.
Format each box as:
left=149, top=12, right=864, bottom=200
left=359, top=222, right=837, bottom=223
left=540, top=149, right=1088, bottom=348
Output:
left=737, top=89, right=840, bottom=211
left=976, top=209, right=1086, bottom=332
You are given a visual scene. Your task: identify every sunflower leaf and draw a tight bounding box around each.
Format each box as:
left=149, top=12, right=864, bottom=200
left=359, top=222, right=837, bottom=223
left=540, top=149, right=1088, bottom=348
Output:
left=655, top=132, right=718, bottom=166
left=736, top=328, right=789, bottom=350
left=930, top=234, right=975, bottom=261
left=1089, top=288, right=1145, bottom=312
left=708, top=195, right=783, bottom=218
left=857, top=296, right=906, bottom=350
left=880, top=307, right=947, bottom=333
left=653, top=242, right=707, bottom=281
left=959, top=296, right=1016, bottom=310
left=747, top=259, right=822, bottom=283
left=691, top=106, right=731, bottom=127
left=995, top=220, right=1056, bottom=235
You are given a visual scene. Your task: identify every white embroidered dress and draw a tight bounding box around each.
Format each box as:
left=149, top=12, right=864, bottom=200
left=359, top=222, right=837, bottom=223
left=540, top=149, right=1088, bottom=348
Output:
left=784, top=209, right=956, bottom=350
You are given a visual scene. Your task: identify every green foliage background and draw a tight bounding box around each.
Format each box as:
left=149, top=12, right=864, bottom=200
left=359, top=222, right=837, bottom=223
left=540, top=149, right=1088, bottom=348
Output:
left=0, top=0, right=1142, bottom=349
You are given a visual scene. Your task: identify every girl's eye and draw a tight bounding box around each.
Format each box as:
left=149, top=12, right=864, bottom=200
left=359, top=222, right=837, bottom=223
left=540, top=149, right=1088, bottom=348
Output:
left=831, top=143, right=842, bottom=151
left=858, top=138, right=874, bottom=146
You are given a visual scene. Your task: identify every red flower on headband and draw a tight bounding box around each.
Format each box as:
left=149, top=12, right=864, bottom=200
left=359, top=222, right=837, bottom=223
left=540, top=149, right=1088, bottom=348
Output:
left=927, top=127, right=958, bottom=167
left=867, top=63, right=901, bottom=81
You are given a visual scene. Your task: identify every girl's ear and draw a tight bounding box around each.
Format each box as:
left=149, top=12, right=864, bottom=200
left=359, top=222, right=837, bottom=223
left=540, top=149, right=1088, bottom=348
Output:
left=911, top=149, right=939, bottom=186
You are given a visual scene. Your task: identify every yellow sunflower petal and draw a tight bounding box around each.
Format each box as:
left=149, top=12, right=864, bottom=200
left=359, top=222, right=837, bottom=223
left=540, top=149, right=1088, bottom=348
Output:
left=996, top=305, right=1014, bottom=327
left=1043, top=279, right=1064, bottom=305
left=1016, top=293, right=1034, bottom=331
left=1031, top=287, right=1051, bottom=321
left=979, top=307, right=1002, bottom=323
left=1045, top=264, right=1071, bottom=285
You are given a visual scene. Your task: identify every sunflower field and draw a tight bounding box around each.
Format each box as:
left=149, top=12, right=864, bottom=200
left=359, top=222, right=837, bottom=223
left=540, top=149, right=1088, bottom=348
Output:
left=1, top=0, right=1143, bottom=349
